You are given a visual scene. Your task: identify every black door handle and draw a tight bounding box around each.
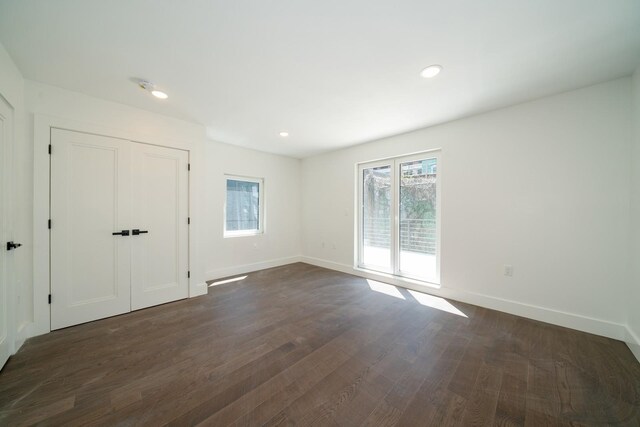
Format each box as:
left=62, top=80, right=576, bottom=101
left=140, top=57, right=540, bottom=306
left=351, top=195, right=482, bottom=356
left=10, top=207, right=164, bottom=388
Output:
left=6, top=241, right=22, bottom=251
left=132, top=229, right=149, bottom=236
left=112, top=230, right=130, bottom=236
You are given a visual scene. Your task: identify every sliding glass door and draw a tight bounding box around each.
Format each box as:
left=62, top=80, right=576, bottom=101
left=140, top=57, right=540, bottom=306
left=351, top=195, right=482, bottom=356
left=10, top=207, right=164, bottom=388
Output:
left=358, top=151, right=441, bottom=284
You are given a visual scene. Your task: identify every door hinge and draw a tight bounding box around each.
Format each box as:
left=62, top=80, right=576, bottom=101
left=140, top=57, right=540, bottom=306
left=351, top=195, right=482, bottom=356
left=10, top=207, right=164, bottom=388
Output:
left=187, top=271, right=190, bottom=278
left=48, top=219, right=51, bottom=229
left=48, top=144, right=52, bottom=155
left=188, top=217, right=190, bottom=225
left=188, top=163, right=191, bottom=171
left=48, top=294, right=52, bottom=304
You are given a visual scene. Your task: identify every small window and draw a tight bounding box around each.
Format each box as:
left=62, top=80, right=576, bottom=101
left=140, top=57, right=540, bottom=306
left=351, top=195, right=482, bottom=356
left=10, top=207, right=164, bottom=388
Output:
left=224, top=176, right=264, bottom=237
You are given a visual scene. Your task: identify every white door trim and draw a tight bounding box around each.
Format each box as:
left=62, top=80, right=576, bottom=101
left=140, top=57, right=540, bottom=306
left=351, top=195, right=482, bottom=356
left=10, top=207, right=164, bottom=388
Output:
left=33, top=114, right=205, bottom=336
left=0, top=94, right=15, bottom=368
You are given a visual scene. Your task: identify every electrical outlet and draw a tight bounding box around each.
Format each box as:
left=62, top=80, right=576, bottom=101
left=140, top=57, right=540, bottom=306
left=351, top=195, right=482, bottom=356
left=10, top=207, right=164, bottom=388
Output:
left=504, top=265, right=513, bottom=277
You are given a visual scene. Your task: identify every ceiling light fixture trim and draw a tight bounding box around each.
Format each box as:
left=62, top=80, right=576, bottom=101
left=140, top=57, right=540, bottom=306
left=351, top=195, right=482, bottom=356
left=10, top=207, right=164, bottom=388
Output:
left=420, top=65, right=443, bottom=78
left=138, top=80, right=168, bottom=99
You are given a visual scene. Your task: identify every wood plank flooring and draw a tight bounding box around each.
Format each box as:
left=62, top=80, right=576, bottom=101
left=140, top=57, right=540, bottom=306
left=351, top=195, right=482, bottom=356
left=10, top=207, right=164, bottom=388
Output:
left=1, top=263, right=639, bottom=426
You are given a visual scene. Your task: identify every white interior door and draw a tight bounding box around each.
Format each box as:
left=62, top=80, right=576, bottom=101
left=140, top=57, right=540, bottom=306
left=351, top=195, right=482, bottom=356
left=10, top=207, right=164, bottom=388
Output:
left=50, top=129, right=132, bottom=330
left=0, top=95, right=14, bottom=369
left=131, top=143, right=189, bottom=310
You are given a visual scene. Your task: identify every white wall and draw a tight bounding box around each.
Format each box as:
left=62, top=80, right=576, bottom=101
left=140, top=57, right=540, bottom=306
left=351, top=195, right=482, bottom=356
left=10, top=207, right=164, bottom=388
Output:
left=630, top=68, right=640, bottom=360
left=301, top=78, right=633, bottom=340
left=0, top=41, right=32, bottom=351
left=204, top=142, right=301, bottom=279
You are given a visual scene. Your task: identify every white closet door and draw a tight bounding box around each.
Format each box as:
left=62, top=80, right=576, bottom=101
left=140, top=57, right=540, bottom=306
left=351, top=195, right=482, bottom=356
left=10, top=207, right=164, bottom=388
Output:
left=131, top=143, right=189, bottom=311
left=51, top=129, right=132, bottom=330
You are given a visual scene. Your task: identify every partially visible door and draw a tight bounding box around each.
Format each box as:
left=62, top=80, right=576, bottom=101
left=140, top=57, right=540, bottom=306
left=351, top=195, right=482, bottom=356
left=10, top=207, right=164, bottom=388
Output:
left=50, top=129, right=132, bottom=330
left=131, top=143, right=189, bottom=310
left=0, top=95, right=14, bottom=368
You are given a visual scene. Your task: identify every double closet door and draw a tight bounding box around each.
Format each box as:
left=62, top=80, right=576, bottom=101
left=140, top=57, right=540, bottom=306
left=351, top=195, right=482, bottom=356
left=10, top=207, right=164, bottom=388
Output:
left=50, top=129, right=189, bottom=330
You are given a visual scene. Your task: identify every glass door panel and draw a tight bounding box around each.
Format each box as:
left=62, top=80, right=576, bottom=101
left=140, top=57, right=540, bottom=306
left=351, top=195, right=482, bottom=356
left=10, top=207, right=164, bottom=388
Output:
left=398, top=157, right=438, bottom=281
left=361, top=165, right=392, bottom=271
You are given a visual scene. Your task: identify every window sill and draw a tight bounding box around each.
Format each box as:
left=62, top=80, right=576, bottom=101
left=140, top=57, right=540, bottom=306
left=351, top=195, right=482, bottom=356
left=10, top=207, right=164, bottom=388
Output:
left=223, top=231, right=264, bottom=238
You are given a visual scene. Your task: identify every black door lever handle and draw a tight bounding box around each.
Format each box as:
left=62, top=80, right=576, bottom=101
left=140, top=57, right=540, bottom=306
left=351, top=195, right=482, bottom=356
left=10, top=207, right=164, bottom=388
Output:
left=6, top=241, right=22, bottom=251
left=112, top=230, right=130, bottom=236
left=132, top=229, right=149, bottom=236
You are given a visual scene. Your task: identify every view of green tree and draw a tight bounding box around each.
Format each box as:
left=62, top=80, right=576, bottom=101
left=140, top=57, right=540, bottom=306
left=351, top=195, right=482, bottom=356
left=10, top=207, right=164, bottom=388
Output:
left=363, top=162, right=437, bottom=255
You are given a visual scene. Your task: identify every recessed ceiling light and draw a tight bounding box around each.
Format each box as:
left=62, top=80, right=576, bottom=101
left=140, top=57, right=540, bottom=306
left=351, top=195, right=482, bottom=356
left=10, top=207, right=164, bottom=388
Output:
left=279, top=131, right=289, bottom=137
left=137, top=80, right=168, bottom=99
left=420, top=65, right=442, bottom=78
left=151, top=90, right=168, bottom=99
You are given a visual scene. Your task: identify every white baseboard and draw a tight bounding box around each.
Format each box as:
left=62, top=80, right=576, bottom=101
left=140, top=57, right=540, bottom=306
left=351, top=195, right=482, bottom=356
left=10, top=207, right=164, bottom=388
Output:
left=301, top=256, right=355, bottom=276
left=626, top=326, right=640, bottom=363
left=206, top=256, right=302, bottom=282
left=14, top=321, right=33, bottom=354
left=300, top=256, right=629, bottom=343
left=190, top=282, right=208, bottom=298
left=12, top=258, right=301, bottom=346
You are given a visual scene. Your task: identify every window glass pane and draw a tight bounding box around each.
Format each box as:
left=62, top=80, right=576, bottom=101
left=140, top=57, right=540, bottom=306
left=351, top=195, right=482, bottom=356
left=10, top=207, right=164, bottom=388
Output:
left=362, top=165, right=391, bottom=270
left=226, top=179, right=260, bottom=232
left=399, top=158, right=437, bottom=280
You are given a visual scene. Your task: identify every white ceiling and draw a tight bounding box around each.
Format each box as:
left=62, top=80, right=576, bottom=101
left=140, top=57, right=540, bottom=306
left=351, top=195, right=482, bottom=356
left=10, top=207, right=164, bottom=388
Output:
left=1, top=0, right=639, bottom=158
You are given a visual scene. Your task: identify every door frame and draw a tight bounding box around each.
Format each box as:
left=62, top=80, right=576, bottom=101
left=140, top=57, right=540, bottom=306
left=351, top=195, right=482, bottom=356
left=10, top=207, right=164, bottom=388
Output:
left=356, top=149, right=442, bottom=286
left=356, top=159, right=394, bottom=274
left=0, top=93, right=15, bottom=367
left=33, top=114, right=205, bottom=335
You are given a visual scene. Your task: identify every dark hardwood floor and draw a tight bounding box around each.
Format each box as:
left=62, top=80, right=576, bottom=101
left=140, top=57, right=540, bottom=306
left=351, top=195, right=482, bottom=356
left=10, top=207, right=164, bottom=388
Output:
left=1, top=263, right=639, bottom=426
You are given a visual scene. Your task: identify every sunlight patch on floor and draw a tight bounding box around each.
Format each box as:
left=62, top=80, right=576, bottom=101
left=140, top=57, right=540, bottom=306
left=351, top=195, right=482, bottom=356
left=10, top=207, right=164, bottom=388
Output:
left=407, top=289, right=467, bottom=317
left=209, top=275, right=247, bottom=287
left=367, top=279, right=406, bottom=300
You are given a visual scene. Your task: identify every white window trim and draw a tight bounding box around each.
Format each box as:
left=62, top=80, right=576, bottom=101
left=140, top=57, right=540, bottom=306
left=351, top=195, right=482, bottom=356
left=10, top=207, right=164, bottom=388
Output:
left=356, top=150, right=441, bottom=286
left=224, top=174, right=265, bottom=238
